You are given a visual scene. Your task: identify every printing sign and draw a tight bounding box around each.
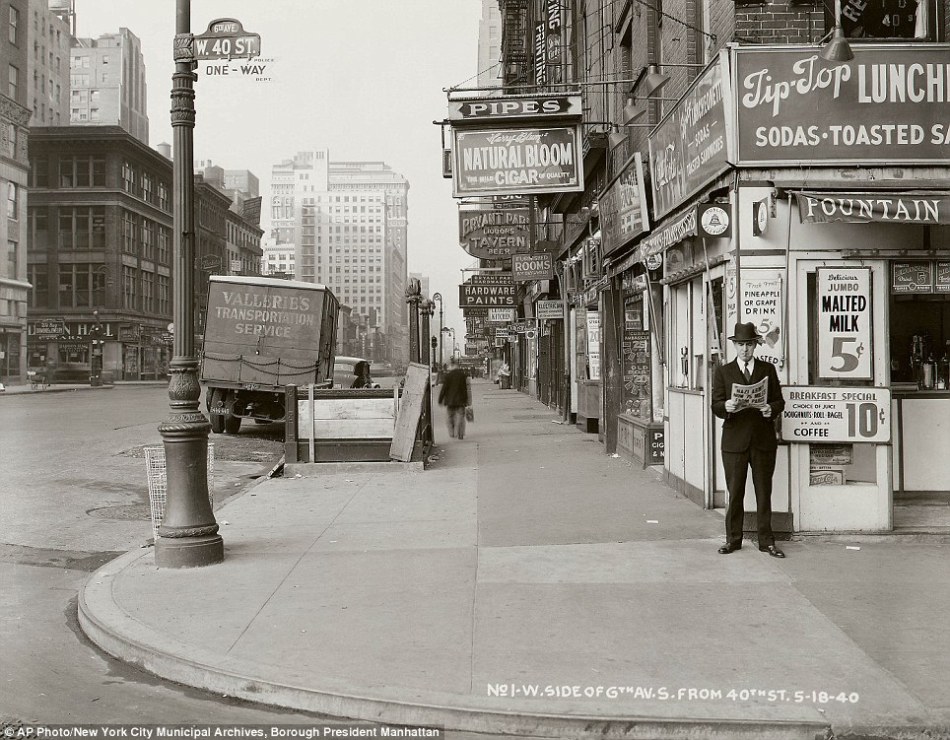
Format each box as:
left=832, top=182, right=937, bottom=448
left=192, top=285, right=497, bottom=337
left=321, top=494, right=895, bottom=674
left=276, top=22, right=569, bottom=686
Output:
left=783, top=386, right=891, bottom=443
left=816, top=267, right=873, bottom=380
left=734, top=44, right=950, bottom=165
left=452, top=126, right=584, bottom=197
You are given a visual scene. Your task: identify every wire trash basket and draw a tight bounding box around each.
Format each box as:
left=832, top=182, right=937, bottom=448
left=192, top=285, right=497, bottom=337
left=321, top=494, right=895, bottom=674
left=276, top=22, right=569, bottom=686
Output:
left=144, top=443, right=215, bottom=542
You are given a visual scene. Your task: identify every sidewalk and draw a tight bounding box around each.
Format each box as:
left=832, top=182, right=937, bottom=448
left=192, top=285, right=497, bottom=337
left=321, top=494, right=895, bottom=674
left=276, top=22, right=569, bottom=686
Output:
left=78, top=380, right=950, bottom=739
left=0, top=379, right=166, bottom=396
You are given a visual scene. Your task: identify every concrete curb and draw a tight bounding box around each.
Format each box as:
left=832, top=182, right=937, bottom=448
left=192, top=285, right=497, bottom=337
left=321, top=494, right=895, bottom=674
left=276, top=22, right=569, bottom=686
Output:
left=78, top=551, right=831, bottom=740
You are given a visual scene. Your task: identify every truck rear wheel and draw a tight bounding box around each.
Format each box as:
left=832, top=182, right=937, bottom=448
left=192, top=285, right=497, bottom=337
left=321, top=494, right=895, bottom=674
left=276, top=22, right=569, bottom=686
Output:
left=224, top=413, right=242, bottom=434
left=208, top=389, right=225, bottom=434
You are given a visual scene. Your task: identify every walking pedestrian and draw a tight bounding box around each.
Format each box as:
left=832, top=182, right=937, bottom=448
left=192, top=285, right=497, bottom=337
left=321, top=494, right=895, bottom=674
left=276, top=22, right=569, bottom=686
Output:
left=438, top=357, right=471, bottom=440
left=711, top=322, right=787, bottom=558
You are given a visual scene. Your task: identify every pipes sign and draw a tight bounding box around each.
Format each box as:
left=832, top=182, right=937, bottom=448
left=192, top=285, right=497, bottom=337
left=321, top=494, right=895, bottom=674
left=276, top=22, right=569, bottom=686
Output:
left=816, top=267, right=873, bottom=380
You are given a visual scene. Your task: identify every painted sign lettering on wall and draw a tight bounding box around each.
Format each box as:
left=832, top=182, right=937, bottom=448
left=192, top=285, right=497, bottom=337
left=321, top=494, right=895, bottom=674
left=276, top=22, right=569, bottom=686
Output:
left=458, top=208, right=530, bottom=259
left=452, top=126, right=584, bottom=197
left=816, top=267, right=873, bottom=380
left=734, top=45, right=950, bottom=165
left=648, top=51, right=733, bottom=219
left=892, top=261, right=934, bottom=294
left=739, top=273, right=785, bottom=367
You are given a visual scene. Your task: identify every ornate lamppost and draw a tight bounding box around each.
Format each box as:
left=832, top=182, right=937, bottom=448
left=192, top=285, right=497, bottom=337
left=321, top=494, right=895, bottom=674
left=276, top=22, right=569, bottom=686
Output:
left=420, top=298, right=434, bottom=368
left=155, top=0, right=223, bottom=568
left=405, top=278, right=421, bottom=364
left=431, top=292, right=444, bottom=371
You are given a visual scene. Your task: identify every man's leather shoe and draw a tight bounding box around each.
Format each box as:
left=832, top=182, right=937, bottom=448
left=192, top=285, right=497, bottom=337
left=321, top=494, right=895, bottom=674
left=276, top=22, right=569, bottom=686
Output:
left=718, top=543, right=741, bottom=554
left=759, top=545, right=786, bottom=558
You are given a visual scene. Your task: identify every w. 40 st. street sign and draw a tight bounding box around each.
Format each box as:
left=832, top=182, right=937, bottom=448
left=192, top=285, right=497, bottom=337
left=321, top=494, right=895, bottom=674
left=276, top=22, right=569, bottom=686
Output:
left=193, top=18, right=261, bottom=60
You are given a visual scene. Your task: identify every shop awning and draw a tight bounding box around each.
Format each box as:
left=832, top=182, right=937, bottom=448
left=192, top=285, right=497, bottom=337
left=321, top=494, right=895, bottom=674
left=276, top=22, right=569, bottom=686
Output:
left=796, top=191, right=950, bottom=225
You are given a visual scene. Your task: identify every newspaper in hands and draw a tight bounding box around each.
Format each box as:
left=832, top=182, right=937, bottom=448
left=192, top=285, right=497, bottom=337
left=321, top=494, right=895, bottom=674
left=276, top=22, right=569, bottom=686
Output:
left=731, top=377, right=768, bottom=411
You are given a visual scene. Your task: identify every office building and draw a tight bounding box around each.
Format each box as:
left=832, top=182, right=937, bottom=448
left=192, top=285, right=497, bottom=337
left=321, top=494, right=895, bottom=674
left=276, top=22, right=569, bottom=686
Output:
left=70, top=27, right=148, bottom=144
left=268, top=150, right=409, bottom=365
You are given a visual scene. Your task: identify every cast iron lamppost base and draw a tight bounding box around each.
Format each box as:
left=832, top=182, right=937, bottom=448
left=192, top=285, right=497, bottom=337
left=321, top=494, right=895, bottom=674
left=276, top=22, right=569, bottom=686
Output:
left=155, top=0, right=222, bottom=568
left=406, top=279, right=421, bottom=364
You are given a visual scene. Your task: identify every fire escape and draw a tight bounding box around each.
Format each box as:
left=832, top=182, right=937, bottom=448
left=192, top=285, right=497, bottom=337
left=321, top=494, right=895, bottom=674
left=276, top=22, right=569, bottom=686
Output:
left=499, top=0, right=532, bottom=90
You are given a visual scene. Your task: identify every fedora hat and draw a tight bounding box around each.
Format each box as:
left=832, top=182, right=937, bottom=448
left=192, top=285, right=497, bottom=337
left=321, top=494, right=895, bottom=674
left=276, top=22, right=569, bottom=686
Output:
left=728, top=322, right=762, bottom=344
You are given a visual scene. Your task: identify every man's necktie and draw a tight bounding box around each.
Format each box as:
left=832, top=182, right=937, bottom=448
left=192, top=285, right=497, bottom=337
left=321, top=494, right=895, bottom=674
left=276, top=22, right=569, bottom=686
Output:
left=743, top=364, right=751, bottom=383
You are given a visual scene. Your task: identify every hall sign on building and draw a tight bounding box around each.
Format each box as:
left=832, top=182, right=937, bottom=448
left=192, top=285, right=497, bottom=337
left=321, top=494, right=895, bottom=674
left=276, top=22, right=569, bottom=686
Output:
left=734, top=44, right=950, bottom=165
left=459, top=273, right=516, bottom=308
left=458, top=208, right=530, bottom=259
left=447, top=93, right=584, bottom=198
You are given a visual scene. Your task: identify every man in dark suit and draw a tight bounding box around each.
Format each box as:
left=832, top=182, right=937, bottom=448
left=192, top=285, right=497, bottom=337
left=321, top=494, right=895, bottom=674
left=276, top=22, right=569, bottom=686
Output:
left=711, top=322, right=787, bottom=558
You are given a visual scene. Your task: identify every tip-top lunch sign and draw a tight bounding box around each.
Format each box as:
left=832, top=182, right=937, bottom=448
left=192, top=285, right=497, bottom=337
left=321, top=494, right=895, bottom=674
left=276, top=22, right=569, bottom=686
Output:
left=734, top=44, right=950, bottom=165
left=458, top=208, right=530, bottom=259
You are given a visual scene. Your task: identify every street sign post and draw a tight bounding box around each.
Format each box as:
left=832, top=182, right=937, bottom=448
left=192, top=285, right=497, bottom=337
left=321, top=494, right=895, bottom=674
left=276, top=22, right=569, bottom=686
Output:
left=194, top=18, right=261, bottom=60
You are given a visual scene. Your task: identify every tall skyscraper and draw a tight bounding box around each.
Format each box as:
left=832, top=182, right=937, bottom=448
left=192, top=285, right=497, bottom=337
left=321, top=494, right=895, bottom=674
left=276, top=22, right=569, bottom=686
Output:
left=26, top=0, right=70, bottom=126
left=268, top=150, right=409, bottom=365
left=1, top=0, right=30, bottom=384
left=477, top=0, right=503, bottom=89
left=69, top=27, right=148, bottom=144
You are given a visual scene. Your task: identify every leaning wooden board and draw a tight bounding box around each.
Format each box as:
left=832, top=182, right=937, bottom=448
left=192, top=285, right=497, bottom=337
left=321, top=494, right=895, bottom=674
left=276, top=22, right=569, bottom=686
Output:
left=389, top=363, right=430, bottom=462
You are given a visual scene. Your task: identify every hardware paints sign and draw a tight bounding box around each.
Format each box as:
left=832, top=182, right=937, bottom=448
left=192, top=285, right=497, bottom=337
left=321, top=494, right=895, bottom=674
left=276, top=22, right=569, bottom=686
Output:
left=734, top=44, right=950, bottom=165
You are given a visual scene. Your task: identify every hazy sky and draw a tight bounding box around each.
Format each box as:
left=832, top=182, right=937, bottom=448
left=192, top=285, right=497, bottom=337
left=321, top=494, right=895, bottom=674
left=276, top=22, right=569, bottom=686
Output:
left=73, top=0, right=486, bottom=340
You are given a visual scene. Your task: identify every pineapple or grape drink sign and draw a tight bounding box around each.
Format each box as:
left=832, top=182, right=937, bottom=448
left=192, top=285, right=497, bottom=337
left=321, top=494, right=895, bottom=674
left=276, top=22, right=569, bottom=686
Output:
left=739, top=273, right=784, bottom=367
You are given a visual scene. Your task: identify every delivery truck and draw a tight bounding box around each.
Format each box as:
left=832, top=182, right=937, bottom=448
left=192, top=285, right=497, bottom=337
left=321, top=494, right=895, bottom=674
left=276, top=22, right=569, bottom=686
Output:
left=200, top=275, right=339, bottom=434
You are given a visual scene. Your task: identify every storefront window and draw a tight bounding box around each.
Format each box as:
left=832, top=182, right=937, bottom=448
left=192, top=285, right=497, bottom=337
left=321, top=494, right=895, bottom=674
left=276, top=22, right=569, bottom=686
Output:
left=887, top=261, right=950, bottom=389
left=838, top=0, right=940, bottom=40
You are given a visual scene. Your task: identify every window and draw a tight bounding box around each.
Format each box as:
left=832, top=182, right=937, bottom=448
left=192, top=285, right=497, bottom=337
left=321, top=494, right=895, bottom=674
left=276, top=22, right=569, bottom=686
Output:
left=122, top=265, right=137, bottom=309
left=30, top=263, right=48, bottom=308
left=122, top=161, right=135, bottom=193
left=142, top=270, right=154, bottom=312
left=6, top=182, right=17, bottom=219
left=31, top=155, right=48, bottom=187
left=7, top=64, right=17, bottom=98
left=8, top=5, right=17, bottom=45
left=157, top=275, right=169, bottom=315
left=837, top=0, right=939, bottom=39
left=31, top=209, right=48, bottom=248
left=158, top=182, right=169, bottom=211
left=7, top=240, right=17, bottom=277
left=1, top=120, right=14, bottom=158
left=122, top=211, right=136, bottom=254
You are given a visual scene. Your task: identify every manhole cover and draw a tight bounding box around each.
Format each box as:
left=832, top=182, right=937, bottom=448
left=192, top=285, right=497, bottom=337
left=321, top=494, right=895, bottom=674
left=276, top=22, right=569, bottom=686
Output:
left=86, top=503, right=152, bottom=522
